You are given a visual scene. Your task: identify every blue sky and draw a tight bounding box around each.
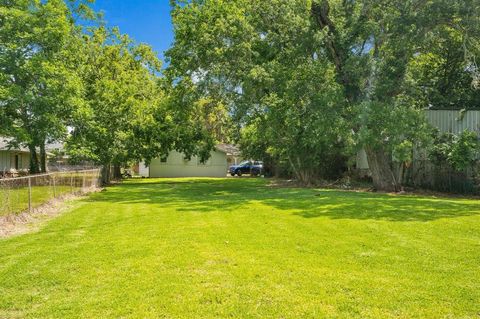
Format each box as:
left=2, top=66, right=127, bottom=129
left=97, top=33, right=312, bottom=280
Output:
left=91, top=0, right=174, bottom=61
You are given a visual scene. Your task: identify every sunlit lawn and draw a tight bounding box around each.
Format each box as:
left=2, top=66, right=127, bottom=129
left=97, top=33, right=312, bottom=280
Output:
left=0, top=178, right=479, bottom=318
left=0, top=185, right=76, bottom=216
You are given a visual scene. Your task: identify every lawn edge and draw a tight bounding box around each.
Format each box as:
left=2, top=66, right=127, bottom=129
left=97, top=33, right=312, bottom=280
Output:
left=0, top=190, right=101, bottom=239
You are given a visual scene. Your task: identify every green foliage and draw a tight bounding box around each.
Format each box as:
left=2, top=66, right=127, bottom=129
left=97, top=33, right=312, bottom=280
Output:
left=357, top=102, right=432, bottom=163
left=0, top=0, right=87, bottom=172
left=1, top=1, right=214, bottom=180
left=308, top=0, right=480, bottom=190
left=405, top=26, right=480, bottom=109
left=67, top=26, right=166, bottom=169
left=167, top=0, right=480, bottom=188
left=430, top=130, right=480, bottom=171
left=241, top=61, right=350, bottom=181
left=168, top=0, right=351, bottom=183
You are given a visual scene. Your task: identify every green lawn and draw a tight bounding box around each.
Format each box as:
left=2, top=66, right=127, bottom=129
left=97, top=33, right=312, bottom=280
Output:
left=0, top=185, right=78, bottom=216
left=1, top=178, right=479, bottom=318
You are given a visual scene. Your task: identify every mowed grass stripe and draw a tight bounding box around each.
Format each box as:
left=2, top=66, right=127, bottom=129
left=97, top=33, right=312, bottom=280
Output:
left=0, top=178, right=479, bottom=318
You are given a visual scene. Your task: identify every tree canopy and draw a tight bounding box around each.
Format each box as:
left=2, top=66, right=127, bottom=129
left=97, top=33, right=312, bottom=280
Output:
left=1, top=0, right=479, bottom=189
left=1, top=0, right=215, bottom=182
left=168, top=0, right=480, bottom=189
left=0, top=0, right=86, bottom=173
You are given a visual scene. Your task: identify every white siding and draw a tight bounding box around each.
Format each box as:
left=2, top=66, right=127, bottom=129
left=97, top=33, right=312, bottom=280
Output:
left=0, top=151, right=29, bottom=172
left=146, top=150, right=227, bottom=178
left=139, top=162, right=149, bottom=177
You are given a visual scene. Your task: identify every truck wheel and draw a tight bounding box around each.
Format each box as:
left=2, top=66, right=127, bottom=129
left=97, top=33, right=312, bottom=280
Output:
left=236, top=170, right=242, bottom=177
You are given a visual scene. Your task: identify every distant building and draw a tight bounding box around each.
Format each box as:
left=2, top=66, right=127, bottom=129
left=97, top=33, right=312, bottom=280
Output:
left=0, top=139, right=30, bottom=175
left=215, top=144, right=243, bottom=167
left=139, top=147, right=229, bottom=178
left=0, top=138, right=72, bottom=176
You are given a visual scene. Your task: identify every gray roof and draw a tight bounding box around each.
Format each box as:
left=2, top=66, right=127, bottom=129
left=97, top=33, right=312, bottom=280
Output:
left=0, top=138, right=29, bottom=153
left=0, top=137, right=65, bottom=153
left=215, top=144, right=241, bottom=156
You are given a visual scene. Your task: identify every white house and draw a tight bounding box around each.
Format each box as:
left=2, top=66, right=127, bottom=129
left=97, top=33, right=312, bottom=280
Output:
left=0, top=139, right=30, bottom=174
left=139, top=148, right=228, bottom=178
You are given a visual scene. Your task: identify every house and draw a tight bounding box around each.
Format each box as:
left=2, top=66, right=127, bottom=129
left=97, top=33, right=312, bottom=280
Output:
left=0, top=138, right=71, bottom=175
left=215, top=144, right=243, bottom=167
left=0, top=139, right=30, bottom=174
left=139, top=147, right=228, bottom=178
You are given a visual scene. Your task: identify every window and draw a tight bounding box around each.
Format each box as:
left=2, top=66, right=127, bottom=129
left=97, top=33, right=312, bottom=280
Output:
left=238, top=160, right=251, bottom=167
left=14, top=155, right=19, bottom=170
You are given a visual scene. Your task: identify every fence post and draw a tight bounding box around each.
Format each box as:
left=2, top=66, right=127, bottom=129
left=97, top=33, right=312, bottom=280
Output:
left=52, top=174, right=56, bottom=198
left=70, top=172, right=74, bottom=194
left=28, top=176, right=32, bottom=214
left=82, top=170, right=86, bottom=192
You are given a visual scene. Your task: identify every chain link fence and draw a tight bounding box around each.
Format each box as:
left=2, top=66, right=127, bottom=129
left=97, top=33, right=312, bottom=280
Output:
left=0, top=169, right=101, bottom=216
left=407, top=161, right=479, bottom=194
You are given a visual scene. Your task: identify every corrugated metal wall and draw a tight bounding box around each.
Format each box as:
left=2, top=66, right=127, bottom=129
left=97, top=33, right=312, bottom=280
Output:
left=358, top=110, right=480, bottom=170
left=413, top=110, right=480, bottom=193
left=425, top=110, right=480, bottom=134
left=356, top=110, right=480, bottom=193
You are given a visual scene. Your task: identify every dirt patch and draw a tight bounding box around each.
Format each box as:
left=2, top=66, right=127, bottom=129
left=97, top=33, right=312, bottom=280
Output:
left=0, top=189, right=101, bottom=239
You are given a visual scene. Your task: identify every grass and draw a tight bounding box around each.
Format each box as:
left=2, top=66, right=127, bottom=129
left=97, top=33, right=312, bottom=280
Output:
left=0, top=178, right=479, bottom=318
left=0, top=185, right=79, bottom=216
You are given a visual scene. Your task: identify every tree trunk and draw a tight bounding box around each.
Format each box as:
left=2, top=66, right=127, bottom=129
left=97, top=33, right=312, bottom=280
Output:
left=28, top=144, right=40, bottom=174
left=395, top=162, right=406, bottom=190
left=288, top=156, right=315, bottom=185
left=113, top=164, right=122, bottom=180
left=40, top=142, right=47, bottom=173
left=365, top=146, right=399, bottom=192
left=299, top=169, right=313, bottom=186
left=288, top=156, right=302, bottom=181
left=101, top=163, right=111, bottom=185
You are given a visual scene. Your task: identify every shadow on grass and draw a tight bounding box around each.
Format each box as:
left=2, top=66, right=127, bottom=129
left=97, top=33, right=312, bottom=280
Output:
left=87, top=178, right=480, bottom=222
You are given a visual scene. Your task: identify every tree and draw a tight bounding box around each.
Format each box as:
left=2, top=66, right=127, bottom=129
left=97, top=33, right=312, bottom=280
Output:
left=405, top=25, right=480, bottom=110
left=240, top=60, right=349, bottom=183
left=0, top=0, right=85, bottom=173
left=68, top=27, right=214, bottom=183
left=310, top=0, right=480, bottom=191
left=430, top=130, right=480, bottom=172
left=67, top=27, right=160, bottom=182
left=168, top=0, right=480, bottom=189
left=168, top=0, right=351, bottom=184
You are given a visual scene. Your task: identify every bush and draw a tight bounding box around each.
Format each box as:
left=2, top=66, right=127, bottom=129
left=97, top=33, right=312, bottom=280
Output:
left=429, top=130, right=479, bottom=171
